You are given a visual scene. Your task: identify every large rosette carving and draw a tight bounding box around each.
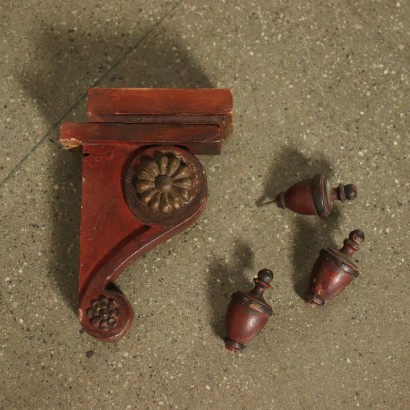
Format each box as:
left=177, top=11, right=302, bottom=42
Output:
left=134, top=154, right=193, bottom=214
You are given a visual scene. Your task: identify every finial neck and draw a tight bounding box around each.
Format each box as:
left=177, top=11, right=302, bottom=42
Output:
left=249, top=269, right=273, bottom=302
left=250, top=278, right=271, bottom=297
left=339, top=229, right=365, bottom=258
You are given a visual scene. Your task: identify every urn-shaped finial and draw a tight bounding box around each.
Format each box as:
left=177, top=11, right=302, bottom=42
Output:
left=224, top=269, right=274, bottom=352
left=306, top=229, right=365, bottom=307
left=260, top=174, right=357, bottom=218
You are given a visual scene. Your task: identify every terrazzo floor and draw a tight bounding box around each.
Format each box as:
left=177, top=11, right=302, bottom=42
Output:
left=1, top=1, right=409, bottom=409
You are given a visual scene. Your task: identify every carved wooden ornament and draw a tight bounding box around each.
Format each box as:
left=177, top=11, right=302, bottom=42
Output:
left=224, top=269, right=274, bottom=352
left=260, top=174, right=357, bottom=217
left=306, top=229, right=365, bottom=307
left=60, top=88, right=233, bottom=341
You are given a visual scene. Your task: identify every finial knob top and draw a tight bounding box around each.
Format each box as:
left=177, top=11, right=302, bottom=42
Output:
left=257, top=269, right=274, bottom=284
left=349, top=229, right=365, bottom=244
left=344, top=184, right=357, bottom=201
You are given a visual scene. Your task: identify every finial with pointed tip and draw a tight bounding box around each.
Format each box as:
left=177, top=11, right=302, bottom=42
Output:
left=259, top=174, right=358, bottom=217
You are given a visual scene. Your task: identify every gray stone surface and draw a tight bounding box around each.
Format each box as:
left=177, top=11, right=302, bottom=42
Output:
left=1, top=1, right=409, bottom=408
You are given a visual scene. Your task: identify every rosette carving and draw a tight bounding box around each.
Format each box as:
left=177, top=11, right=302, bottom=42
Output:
left=135, top=154, right=193, bottom=214
left=86, top=295, right=120, bottom=330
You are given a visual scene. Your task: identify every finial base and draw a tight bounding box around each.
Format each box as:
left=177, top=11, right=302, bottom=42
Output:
left=224, top=337, right=245, bottom=353
left=305, top=292, right=325, bottom=307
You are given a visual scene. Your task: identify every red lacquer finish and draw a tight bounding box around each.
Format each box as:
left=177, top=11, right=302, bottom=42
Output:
left=262, top=174, right=357, bottom=217
left=60, top=88, right=233, bottom=341
left=224, top=269, right=273, bottom=352
left=306, top=230, right=365, bottom=307
left=87, top=88, right=233, bottom=138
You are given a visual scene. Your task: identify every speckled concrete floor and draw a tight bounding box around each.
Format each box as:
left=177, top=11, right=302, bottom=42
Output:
left=1, top=1, right=409, bottom=409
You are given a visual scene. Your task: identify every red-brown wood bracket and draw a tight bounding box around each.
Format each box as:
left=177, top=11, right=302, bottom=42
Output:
left=60, top=88, right=233, bottom=341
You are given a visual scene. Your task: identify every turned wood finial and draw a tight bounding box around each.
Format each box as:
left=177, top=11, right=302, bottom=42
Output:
left=224, top=269, right=274, bottom=353
left=260, top=174, right=357, bottom=218
left=306, top=229, right=365, bottom=307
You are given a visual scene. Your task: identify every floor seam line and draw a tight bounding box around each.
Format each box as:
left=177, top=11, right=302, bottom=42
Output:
left=0, top=0, right=183, bottom=190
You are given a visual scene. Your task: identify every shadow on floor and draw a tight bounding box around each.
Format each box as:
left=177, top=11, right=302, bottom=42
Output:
left=257, top=147, right=342, bottom=299
left=256, top=146, right=335, bottom=206
left=207, top=240, right=254, bottom=339
left=18, top=21, right=213, bottom=312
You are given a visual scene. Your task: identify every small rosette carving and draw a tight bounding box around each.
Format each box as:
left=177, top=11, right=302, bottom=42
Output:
left=86, top=295, right=120, bottom=330
left=134, top=154, right=193, bottom=214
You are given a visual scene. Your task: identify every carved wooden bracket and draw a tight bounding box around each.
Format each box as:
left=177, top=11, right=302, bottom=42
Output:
left=60, top=88, right=233, bottom=341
